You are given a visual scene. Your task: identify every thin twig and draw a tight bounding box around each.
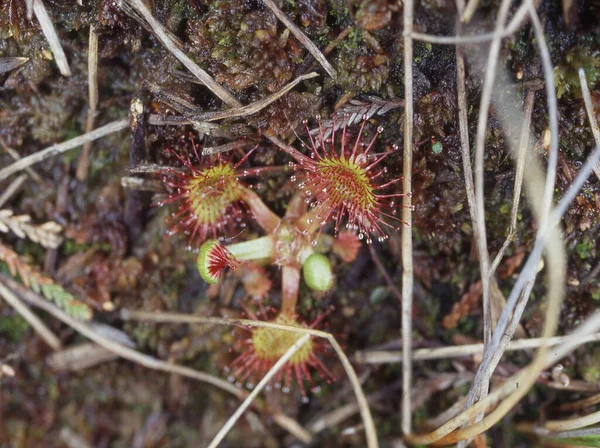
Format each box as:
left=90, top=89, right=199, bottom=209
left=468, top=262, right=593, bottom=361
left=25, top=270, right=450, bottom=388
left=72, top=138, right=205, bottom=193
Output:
left=206, top=334, right=311, bottom=448
left=272, top=414, right=312, bottom=445
left=406, top=2, right=530, bottom=45
left=461, top=0, right=480, bottom=23
left=32, top=0, right=71, bottom=76
left=260, top=0, right=336, bottom=79
left=355, top=332, right=600, bottom=363
left=206, top=72, right=319, bottom=121
left=0, top=57, right=28, bottom=74
left=120, top=0, right=240, bottom=108
left=76, top=24, right=99, bottom=182
left=0, top=281, right=62, bottom=351
left=517, top=421, right=600, bottom=442
left=368, top=244, right=402, bottom=301
left=0, top=118, right=129, bottom=182
left=557, top=392, right=600, bottom=412
left=202, top=140, right=254, bottom=156
left=0, top=136, right=45, bottom=185
left=545, top=409, right=600, bottom=432
left=489, top=90, right=535, bottom=277
left=578, top=68, right=600, bottom=182
left=0, top=175, right=27, bottom=209
left=401, top=0, right=415, bottom=435
left=473, top=0, right=513, bottom=350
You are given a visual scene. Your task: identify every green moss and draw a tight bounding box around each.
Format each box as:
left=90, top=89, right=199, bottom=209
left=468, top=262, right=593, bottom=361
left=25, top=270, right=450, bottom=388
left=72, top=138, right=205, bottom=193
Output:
left=575, top=241, right=593, bottom=259
left=0, top=313, right=30, bottom=343
left=553, top=33, right=600, bottom=98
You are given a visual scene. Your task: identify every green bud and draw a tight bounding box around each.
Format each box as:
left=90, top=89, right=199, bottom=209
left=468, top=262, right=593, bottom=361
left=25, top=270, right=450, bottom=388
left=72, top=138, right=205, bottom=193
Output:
left=302, top=253, right=334, bottom=292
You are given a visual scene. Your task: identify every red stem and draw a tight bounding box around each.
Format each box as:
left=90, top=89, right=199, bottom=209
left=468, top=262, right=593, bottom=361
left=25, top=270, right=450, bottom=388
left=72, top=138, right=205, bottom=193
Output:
left=281, top=265, right=300, bottom=316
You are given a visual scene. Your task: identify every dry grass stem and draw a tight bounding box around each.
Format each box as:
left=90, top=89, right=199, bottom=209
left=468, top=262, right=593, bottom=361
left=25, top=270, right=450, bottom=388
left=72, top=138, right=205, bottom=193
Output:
left=206, top=334, right=311, bottom=448
left=32, top=0, right=71, bottom=76
left=272, top=414, right=312, bottom=444
left=0, top=136, right=45, bottom=184
left=401, top=0, right=415, bottom=435
left=120, top=0, right=240, bottom=108
left=368, top=244, right=402, bottom=302
left=120, top=176, right=163, bottom=192
left=202, top=140, right=254, bottom=156
left=0, top=118, right=129, bottom=181
left=46, top=342, right=119, bottom=371
left=0, top=57, right=28, bottom=74
left=578, top=68, right=600, bottom=182
left=119, top=308, right=379, bottom=448
left=0, top=209, right=63, bottom=249
left=260, top=0, right=336, bottom=79
left=557, top=392, right=600, bottom=412
left=408, top=2, right=530, bottom=45
left=76, top=25, right=99, bottom=182
left=545, top=409, right=600, bottom=432
left=0, top=175, right=27, bottom=209
left=59, top=427, right=93, bottom=448
left=489, top=90, right=535, bottom=277
left=355, top=332, right=600, bottom=364
left=125, top=164, right=183, bottom=175
left=472, top=0, right=513, bottom=353
left=0, top=281, right=62, bottom=351
left=206, top=72, right=319, bottom=121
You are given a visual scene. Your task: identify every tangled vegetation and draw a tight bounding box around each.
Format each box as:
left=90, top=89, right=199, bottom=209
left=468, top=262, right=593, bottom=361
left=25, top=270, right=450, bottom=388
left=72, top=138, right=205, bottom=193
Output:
left=1, top=0, right=599, bottom=447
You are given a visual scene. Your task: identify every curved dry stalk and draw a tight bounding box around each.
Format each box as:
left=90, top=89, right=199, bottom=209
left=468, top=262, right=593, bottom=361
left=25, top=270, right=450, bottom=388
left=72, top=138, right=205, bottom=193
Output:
left=260, top=0, right=336, bottom=79
left=355, top=332, right=600, bottom=363
left=33, top=0, right=71, bottom=76
left=76, top=24, right=99, bottom=182
left=557, top=392, right=600, bottom=412
left=0, top=281, right=62, bottom=351
left=207, top=334, right=311, bottom=448
left=460, top=0, right=480, bottom=23
left=119, top=308, right=379, bottom=448
left=545, top=409, right=600, bottom=432
left=272, top=414, right=312, bottom=444
left=401, top=0, right=415, bottom=435
left=472, top=0, right=513, bottom=349
left=488, top=90, right=535, bottom=277
left=206, top=72, right=319, bottom=121
left=0, top=175, right=27, bottom=209
left=579, top=68, right=600, bottom=182
left=119, top=0, right=240, bottom=108
left=0, top=118, right=129, bottom=182
left=407, top=2, right=530, bottom=45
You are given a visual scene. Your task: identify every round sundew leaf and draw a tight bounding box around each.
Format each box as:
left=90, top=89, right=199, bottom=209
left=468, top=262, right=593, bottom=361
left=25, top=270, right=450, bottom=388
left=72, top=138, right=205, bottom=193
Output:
left=197, top=239, right=223, bottom=284
left=302, top=253, right=334, bottom=292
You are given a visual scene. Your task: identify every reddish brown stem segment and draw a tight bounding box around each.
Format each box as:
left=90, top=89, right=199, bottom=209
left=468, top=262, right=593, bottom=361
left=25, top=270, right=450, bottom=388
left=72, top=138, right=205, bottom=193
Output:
left=243, top=188, right=281, bottom=234
left=281, top=265, right=300, bottom=316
